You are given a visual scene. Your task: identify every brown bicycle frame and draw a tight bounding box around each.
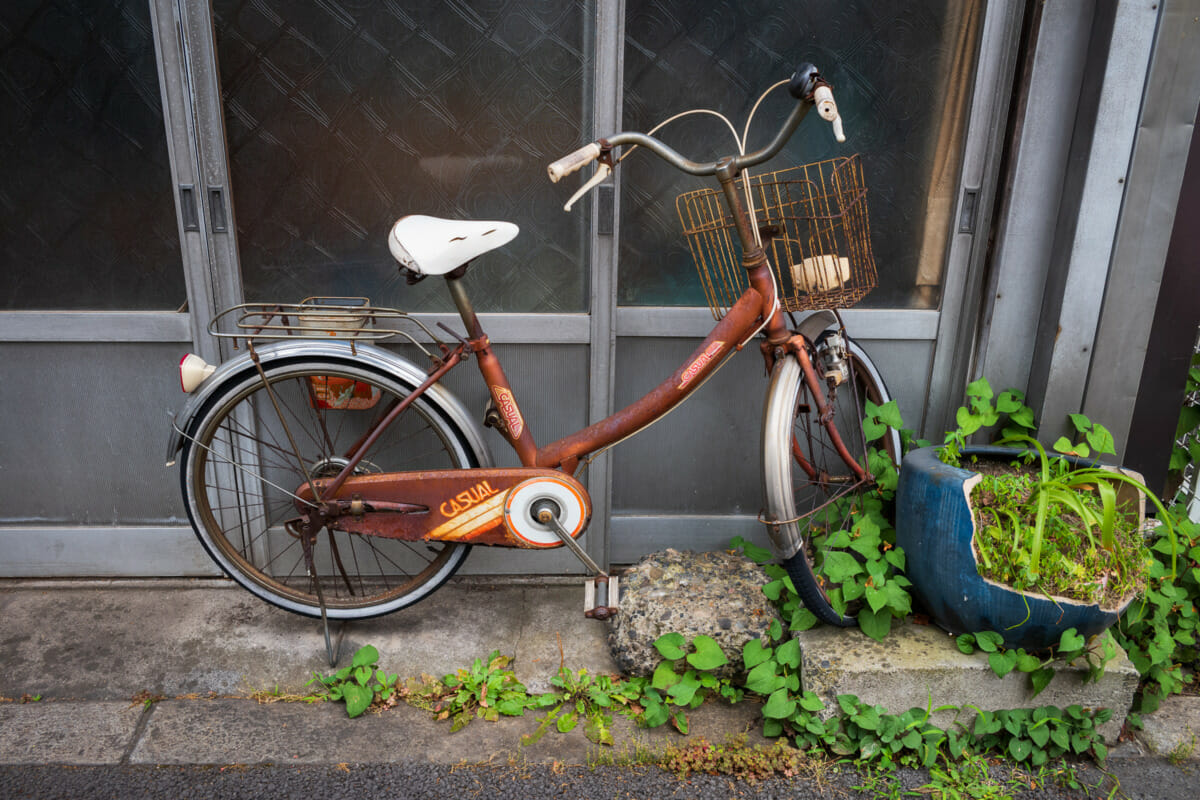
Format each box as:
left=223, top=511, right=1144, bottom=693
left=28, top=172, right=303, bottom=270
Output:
left=319, top=157, right=867, bottom=494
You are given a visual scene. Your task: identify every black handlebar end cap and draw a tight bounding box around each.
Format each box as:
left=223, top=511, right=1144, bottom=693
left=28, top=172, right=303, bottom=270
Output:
left=788, top=64, right=820, bottom=100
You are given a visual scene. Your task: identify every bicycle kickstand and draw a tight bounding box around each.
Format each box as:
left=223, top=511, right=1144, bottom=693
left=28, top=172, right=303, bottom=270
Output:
left=530, top=501, right=618, bottom=621
left=295, top=520, right=340, bottom=667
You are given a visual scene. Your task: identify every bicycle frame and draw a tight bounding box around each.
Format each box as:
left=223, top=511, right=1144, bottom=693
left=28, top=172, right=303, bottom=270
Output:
left=315, top=159, right=867, bottom=499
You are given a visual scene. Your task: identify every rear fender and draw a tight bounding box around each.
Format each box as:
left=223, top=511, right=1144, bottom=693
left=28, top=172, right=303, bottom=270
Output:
left=165, top=340, right=492, bottom=468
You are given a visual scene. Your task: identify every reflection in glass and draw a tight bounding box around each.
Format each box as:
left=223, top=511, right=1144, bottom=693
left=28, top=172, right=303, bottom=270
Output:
left=0, top=0, right=183, bottom=310
left=619, top=0, right=982, bottom=310
left=212, top=0, right=592, bottom=312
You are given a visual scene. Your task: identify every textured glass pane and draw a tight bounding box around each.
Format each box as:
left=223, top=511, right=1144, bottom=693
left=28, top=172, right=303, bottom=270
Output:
left=620, top=0, right=981, bottom=309
left=213, top=0, right=592, bottom=313
left=0, top=0, right=183, bottom=310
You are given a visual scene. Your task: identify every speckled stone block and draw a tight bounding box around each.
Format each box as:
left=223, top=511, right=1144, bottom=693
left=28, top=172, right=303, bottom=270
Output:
left=607, top=549, right=782, bottom=678
left=796, top=619, right=1139, bottom=742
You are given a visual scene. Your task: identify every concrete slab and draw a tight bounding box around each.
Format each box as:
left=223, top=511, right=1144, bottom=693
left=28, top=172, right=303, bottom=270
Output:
left=796, top=619, right=1138, bottom=742
left=0, top=579, right=615, bottom=701
left=0, top=702, right=142, bottom=765
left=1137, top=696, right=1200, bottom=759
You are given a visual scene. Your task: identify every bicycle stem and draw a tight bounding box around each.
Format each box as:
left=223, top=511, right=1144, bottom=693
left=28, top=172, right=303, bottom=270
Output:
left=715, top=156, right=792, bottom=347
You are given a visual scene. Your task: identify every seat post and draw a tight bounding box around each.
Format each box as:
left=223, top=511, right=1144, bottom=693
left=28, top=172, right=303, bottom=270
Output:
left=445, top=272, right=485, bottom=340
left=445, top=271, right=540, bottom=465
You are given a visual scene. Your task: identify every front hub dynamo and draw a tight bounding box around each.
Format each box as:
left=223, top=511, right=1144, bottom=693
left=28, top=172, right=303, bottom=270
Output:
left=503, top=476, right=590, bottom=547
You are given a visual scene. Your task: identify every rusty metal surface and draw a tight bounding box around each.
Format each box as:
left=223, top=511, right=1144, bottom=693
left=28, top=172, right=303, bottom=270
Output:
left=535, top=287, right=765, bottom=469
left=297, top=468, right=590, bottom=548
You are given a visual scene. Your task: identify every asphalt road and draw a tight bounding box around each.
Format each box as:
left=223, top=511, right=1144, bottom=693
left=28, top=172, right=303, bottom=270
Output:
left=2, top=760, right=1198, bottom=800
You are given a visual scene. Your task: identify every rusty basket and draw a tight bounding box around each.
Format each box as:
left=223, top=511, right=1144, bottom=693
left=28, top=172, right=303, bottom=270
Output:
left=676, top=155, right=876, bottom=319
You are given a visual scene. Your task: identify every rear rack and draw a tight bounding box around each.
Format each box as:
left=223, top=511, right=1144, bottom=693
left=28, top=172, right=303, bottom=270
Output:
left=208, top=297, right=446, bottom=359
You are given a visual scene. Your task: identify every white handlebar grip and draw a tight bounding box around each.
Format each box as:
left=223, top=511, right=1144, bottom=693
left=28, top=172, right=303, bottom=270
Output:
left=547, top=143, right=602, bottom=183
left=812, top=86, right=846, bottom=143
left=813, top=85, right=838, bottom=121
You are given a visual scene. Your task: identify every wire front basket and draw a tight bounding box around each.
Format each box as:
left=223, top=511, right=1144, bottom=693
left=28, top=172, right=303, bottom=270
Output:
left=677, top=155, right=876, bottom=319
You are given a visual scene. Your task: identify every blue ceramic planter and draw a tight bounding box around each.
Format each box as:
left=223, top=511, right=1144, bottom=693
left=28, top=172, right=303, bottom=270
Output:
left=895, top=445, right=1139, bottom=651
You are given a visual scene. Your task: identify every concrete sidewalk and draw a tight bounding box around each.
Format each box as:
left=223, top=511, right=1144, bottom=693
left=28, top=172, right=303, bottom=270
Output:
left=0, top=578, right=1196, bottom=769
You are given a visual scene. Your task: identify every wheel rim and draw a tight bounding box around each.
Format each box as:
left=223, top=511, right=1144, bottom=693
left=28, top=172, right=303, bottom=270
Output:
left=776, top=342, right=899, bottom=621
left=186, top=362, right=471, bottom=617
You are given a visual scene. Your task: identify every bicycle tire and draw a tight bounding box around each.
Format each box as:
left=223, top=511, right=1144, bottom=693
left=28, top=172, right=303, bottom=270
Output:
left=180, top=356, right=480, bottom=619
left=762, top=334, right=901, bottom=627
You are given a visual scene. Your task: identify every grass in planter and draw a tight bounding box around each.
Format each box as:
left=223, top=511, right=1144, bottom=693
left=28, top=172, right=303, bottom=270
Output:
left=943, top=378, right=1175, bottom=609
left=970, top=455, right=1149, bottom=607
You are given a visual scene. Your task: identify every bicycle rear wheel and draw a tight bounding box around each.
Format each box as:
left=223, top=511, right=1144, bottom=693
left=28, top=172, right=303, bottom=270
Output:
left=180, top=357, right=479, bottom=619
left=762, top=333, right=900, bottom=627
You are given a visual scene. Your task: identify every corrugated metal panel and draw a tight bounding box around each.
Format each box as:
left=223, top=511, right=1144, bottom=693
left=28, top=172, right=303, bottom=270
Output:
left=0, top=343, right=187, bottom=525
left=608, top=335, right=932, bottom=562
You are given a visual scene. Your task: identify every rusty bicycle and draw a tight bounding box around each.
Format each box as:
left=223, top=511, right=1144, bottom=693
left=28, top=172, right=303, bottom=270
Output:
left=166, top=64, right=901, bottom=636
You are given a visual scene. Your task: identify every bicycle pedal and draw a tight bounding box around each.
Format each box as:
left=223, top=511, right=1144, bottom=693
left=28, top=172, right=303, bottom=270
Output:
left=583, top=575, right=618, bottom=621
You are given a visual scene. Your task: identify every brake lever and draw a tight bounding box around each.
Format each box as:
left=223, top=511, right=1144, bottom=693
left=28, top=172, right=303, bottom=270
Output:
left=563, top=163, right=612, bottom=212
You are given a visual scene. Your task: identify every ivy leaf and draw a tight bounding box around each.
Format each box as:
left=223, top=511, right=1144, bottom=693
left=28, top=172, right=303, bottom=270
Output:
left=956, top=406, right=984, bottom=436
left=996, top=389, right=1024, bottom=414
left=865, top=585, right=888, bottom=614
left=820, top=551, right=863, bottom=583
left=667, top=671, right=701, bottom=705
left=744, top=661, right=783, bottom=695
left=857, top=607, right=892, bottom=642
left=1008, top=737, right=1033, bottom=761
left=641, top=697, right=669, bottom=728
left=653, top=632, right=687, bottom=661
left=1086, top=423, right=1116, bottom=455
left=1008, top=406, right=1036, bottom=429
left=988, top=649, right=1018, bottom=678
left=762, top=688, right=797, bottom=720
left=1050, top=723, right=1070, bottom=750
left=1016, top=652, right=1042, bottom=673
left=884, top=581, right=913, bottom=615
left=1052, top=436, right=1086, bottom=457
left=863, top=416, right=888, bottom=443
left=799, top=691, right=825, bottom=712
left=876, top=400, right=905, bottom=429
left=1058, top=628, right=1086, bottom=653
left=1029, top=667, right=1056, bottom=698
left=967, top=376, right=994, bottom=403
left=732, top=537, right=773, bottom=564
left=973, top=631, right=1004, bottom=653
left=742, top=638, right=772, bottom=669
left=775, top=638, right=802, bottom=670
left=790, top=607, right=819, bottom=631
left=956, top=634, right=977, bottom=654
left=1029, top=723, right=1051, bottom=748
left=651, top=662, right=680, bottom=691
left=686, top=636, right=729, bottom=671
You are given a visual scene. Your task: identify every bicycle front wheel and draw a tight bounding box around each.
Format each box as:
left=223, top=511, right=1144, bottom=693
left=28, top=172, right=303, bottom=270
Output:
left=180, top=357, right=479, bottom=619
left=762, top=335, right=900, bottom=627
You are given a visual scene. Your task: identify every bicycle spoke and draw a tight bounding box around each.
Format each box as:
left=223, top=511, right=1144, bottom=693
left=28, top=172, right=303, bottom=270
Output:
left=184, top=360, right=474, bottom=618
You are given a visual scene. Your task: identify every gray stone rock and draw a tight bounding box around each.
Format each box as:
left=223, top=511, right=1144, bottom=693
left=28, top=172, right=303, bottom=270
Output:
left=607, top=549, right=782, bottom=679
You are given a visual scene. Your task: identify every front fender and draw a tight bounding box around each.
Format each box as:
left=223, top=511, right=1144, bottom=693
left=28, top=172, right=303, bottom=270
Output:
left=165, top=340, right=493, bottom=468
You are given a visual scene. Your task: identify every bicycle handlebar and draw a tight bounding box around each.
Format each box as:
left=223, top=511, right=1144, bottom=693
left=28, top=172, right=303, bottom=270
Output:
left=547, top=63, right=841, bottom=186
left=547, top=142, right=602, bottom=183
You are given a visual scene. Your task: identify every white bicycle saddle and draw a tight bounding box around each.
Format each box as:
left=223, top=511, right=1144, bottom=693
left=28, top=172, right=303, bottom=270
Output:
left=388, top=215, right=519, bottom=276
